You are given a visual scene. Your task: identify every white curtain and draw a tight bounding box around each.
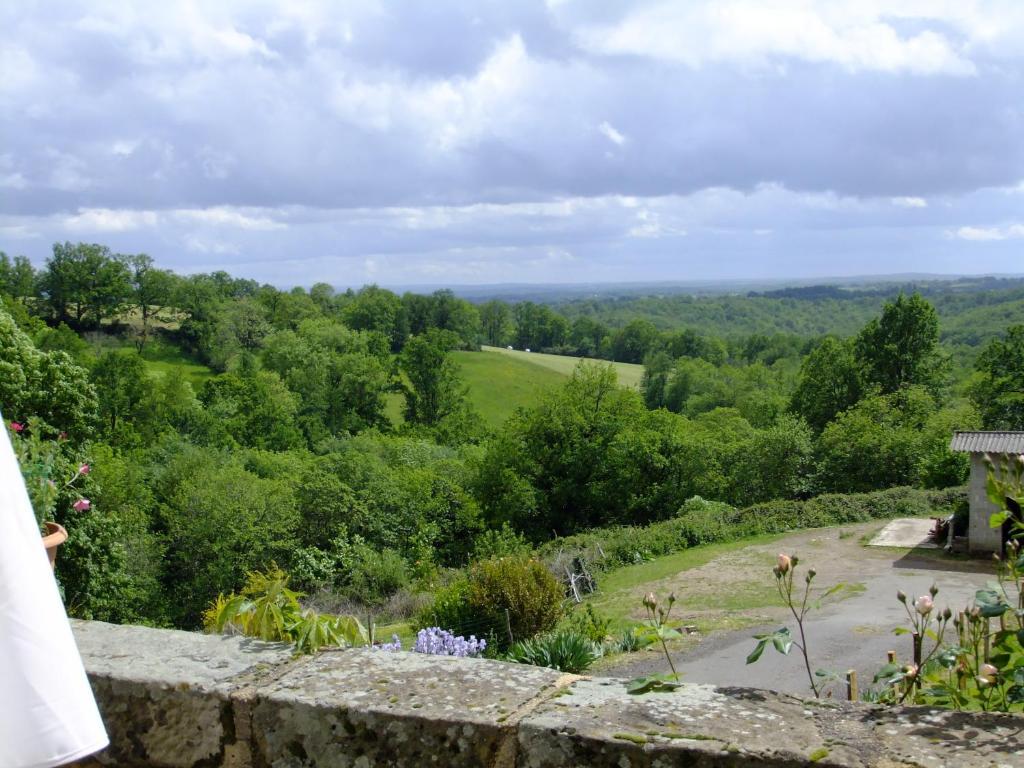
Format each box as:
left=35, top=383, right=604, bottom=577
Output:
left=0, top=420, right=108, bottom=768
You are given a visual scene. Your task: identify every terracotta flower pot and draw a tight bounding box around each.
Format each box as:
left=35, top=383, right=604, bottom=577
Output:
left=41, top=522, right=68, bottom=569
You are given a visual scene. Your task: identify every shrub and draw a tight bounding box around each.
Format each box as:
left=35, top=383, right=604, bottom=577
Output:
left=344, top=547, right=410, bottom=606
left=507, top=630, right=600, bottom=673
left=562, top=603, right=613, bottom=644
left=538, top=487, right=967, bottom=577
left=418, top=556, right=564, bottom=651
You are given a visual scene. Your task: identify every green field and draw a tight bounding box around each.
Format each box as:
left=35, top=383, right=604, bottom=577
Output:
left=481, top=345, right=645, bottom=389
left=453, top=350, right=568, bottom=427
left=138, top=344, right=216, bottom=390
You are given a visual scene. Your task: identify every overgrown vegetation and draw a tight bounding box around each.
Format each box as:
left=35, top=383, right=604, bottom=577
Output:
left=2, top=243, right=1020, bottom=669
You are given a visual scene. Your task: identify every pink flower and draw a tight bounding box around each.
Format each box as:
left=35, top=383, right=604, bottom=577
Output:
left=9, top=421, right=24, bottom=433
left=776, top=553, right=792, bottom=574
left=914, top=595, right=933, bottom=616
left=79, top=463, right=90, bottom=475
left=72, top=498, right=91, bottom=512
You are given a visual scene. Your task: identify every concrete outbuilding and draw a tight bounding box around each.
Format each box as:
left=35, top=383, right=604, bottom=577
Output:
left=950, top=431, right=1024, bottom=553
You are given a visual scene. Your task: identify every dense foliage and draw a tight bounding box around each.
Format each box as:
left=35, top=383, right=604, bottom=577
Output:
left=1, top=242, right=1019, bottom=636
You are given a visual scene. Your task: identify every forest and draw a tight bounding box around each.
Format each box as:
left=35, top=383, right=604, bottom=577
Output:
left=2, top=242, right=1023, bottom=642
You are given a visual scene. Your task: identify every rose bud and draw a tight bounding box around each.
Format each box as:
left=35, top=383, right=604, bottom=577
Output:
left=643, top=592, right=657, bottom=610
left=942, top=607, right=953, bottom=621
left=896, top=590, right=907, bottom=604
left=980, top=663, right=998, bottom=682
left=929, top=583, right=938, bottom=598
left=914, top=595, right=934, bottom=616
left=777, top=554, right=791, bottom=574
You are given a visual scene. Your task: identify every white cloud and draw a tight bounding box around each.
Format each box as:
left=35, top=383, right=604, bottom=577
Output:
left=173, top=207, right=286, bottom=230
left=953, top=223, right=1024, bottom=241
left=892, top=196, right=928, bottom=208
left=574, top=1, right=976, bottom=75
left=63, top=208, right=158, bottom=232
left=598, top=121, right=627, bottom=146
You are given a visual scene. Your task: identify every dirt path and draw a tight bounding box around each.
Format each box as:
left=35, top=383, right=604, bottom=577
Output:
left=595, top=522, right=996, bottom=697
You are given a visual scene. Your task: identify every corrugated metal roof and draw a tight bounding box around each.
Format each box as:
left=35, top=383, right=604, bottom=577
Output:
left=949, top=431, right=1024, bottom=454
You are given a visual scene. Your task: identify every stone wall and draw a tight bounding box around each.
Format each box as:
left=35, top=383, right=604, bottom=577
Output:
left=969, top=452, right=1004, bottom=553
left=70, top=620, right=1023, bottom=767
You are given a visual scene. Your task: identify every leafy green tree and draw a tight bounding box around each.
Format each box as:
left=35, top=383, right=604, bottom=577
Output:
left=479, top=363, right=647, bottom=535
left=970, top=325, right=1024, bottom=429
left=815, top=387, right=957, bottom=493
left=513, top=302, right=568, bottom=350
left=38, top=242, right=131, bottom=328
left=209, top=298, right=271, bottom=370
left=480, top=300, right=512, bottom=346
left=127, top=254, right=177, bottom=351
left=733, top=414, right=814, bottom=502
left=91, top=349, right=149, bottom=441
left=429, top=289, right=480, bottom=348
left=0, top=306, right=97, bottom=438
left=199, top=369, right=304, bottom=450
left=790, top=337, right=863, bottom=432
left=855, top=293, right=946, bottom=394
left=400, top=331, right=470, bottom=427
left=641, top=351, right=673, bottom=409
left=0, top=252, right=36, bottom=303
left=342, top=285, right=406, bottom=350
left=160, top=460, right=300, bottom=626
left=569, top=316, right=609, bottom=357
left=611, top=319, right=660, bottom=363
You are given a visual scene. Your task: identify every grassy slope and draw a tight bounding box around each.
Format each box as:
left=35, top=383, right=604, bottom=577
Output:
left=138, top=344, right=216, bottom=390
left=453, top=350, right=568, bottom=428
left=481, top=345, right=645, bottom=389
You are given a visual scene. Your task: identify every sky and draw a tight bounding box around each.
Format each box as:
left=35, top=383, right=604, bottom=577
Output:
left=2, top=1, right=1024, bottom=287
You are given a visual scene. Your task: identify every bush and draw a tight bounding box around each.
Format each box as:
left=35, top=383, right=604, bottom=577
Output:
left=537, top=487, right=967, bottom=577
left=507, top=630, right=600, bottom=673
left=418, top=556, right=564, bottom=651
left=344, top=547, right=410, bottom=606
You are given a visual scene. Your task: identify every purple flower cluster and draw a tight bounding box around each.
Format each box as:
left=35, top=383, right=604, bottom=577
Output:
left=372, top=627, right=486, bottom=657
left=413, top=627, right=487, bottom=657
left=374, top=634, right=402, bottom=652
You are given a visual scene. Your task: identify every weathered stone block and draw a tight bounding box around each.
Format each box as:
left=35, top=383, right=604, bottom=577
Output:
left=249, top=648, right=565, bottom=767
left=518, top=677, right=1024, bottom=767
left=74, top=620, right=295, bottom=767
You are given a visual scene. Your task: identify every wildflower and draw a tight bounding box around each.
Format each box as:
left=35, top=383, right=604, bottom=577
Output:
left=914, top=595, right=933, bottom=616
left=72, top=498, right=91, bottom=512
left=9, top=421, right=24, bottom=433
left=776, top=554, right=791, bottom=574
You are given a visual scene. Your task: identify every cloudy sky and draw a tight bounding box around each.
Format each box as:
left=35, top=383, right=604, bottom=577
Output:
left=2, top=1, right=1024, bottom=287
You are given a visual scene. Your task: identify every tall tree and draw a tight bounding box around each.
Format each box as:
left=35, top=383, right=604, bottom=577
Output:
left=0, top=252, right=36, bottom=303
left=790, top=337, right=863, bottom=432
left=399, top=331, right=469, bottom=427
left=855, top=293, right=945, bottom=394
left=92, top=349, right=149, bottom=440
left=39, top=242, right=131, bottom=328
left=479, top=300, right=512, bottom=346
left=128, top=254, right=177, bottom=350
left=971, top=325, right=1024, bottom=430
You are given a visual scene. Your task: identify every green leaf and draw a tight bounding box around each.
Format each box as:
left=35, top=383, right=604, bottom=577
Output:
left=771, top=627, right=793, bottom=655
left=746, top=639, right=768, bottom=665
left=873, top=663, right=901, bottom=684
left=626, top=674, right=683, bottom=695
left=822, top=583, right=847, bottom=598
left=892, top=627, right=910, bottom=636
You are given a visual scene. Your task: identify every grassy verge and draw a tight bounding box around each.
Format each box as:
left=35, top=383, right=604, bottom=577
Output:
left=481, top=345, right=645, bottom=389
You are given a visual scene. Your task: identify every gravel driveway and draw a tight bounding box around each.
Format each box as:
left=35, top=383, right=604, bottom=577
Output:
left=595, top=522, right=996, bottom=697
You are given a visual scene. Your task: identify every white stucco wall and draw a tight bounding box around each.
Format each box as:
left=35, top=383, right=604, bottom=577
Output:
left=968, top=452, right=1003, bottom=553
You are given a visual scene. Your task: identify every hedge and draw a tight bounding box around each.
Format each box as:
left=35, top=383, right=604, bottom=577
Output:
left=538, top=486, right=967, bottom=574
